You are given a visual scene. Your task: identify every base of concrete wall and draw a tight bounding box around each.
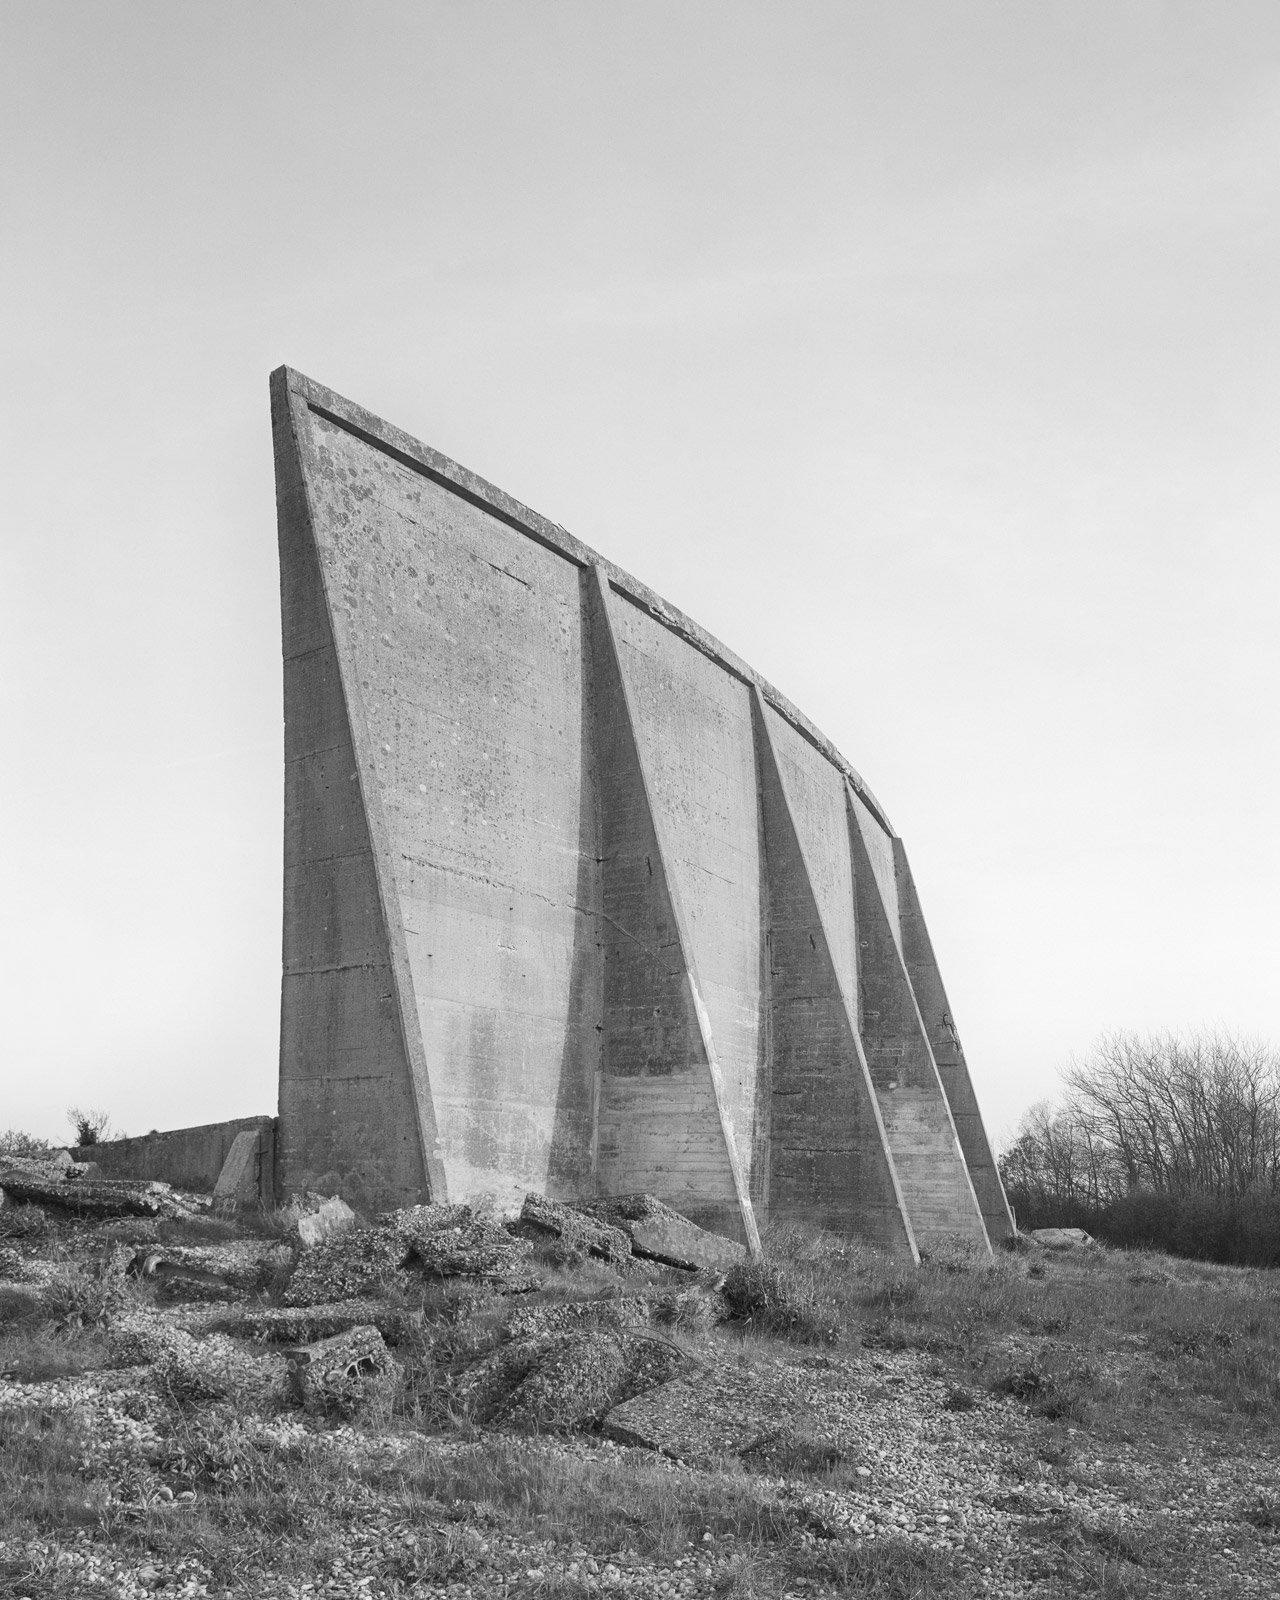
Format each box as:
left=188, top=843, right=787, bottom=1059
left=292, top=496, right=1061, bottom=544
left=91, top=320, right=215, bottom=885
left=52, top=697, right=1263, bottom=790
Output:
left=73, top=1116, right=276, bottom=1204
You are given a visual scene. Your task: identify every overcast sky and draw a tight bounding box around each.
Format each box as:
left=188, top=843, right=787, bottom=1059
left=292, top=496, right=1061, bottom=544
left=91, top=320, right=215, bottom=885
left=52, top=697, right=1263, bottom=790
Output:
left=2, top=3, right=1277, bottom=1149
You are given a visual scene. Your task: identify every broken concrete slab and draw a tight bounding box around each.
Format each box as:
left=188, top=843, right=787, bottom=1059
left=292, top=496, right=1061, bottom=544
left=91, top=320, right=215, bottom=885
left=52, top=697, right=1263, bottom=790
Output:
left=281, top=1227, right=405, bottom=1307
left=0, top=1161, right=194, bottom=1220
left=286, top=1194, right=358, bottom=1250
left=1030, top=1227, right=1098, bottom=1250
left=381, top=1202, right=473, bottom=1254
left=582, top=1194, right=745, bottom=1273
left=603, top=1361, right=812, bottom=1464
left=502, top=1332, right=630, bottom=1432
left=207, top=1298, right=418, bottom=1346
left=505, top=1296, right=651, bottom=1342
left=404, top=1218, right=537, bottom=1286
left=109, top=1308, right=286, bottom=1405
left=519, top=1194, right=631, bottom=1265
left=285, top=1324, right=393, bottom=1410
left=450, top=1328, right=687, bottom=1433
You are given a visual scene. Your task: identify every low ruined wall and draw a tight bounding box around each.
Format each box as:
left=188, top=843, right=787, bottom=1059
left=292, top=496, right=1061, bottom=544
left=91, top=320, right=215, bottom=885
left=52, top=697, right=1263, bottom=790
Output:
left=74, top=1116, right=275, bottom=1202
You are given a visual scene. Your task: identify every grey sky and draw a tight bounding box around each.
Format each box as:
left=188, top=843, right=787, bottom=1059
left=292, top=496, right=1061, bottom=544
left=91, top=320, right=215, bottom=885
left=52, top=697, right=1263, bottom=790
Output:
left=2, top=2, right=1277, bottom=1146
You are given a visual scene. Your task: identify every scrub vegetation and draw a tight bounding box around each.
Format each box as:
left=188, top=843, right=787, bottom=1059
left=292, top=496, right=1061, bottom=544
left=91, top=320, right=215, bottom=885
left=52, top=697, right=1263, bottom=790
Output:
left=2, top=1177, right=1279, bottom=1597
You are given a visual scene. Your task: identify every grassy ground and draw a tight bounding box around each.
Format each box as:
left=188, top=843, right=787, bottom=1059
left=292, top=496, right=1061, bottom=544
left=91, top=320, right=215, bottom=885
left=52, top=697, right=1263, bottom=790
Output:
left=3, top=1210, right=1280, bottom=1598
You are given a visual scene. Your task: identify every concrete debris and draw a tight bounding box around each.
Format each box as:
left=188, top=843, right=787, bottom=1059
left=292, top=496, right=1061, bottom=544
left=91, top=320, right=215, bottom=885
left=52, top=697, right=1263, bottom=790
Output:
left=450, top=1328, right=687, bottom=1433
left=603, top=1361, right=808, bottom=1464
left=0, top=1158, right=195, bottom=1220
left=284, top=1324, right=393, bottom=1410
left=281, top=1226, right=404, bottom=1307
left=109, top=1308, right=196, bottom=1368
left=125, top=1239, right=289, bottom=1303
left=405, top=1217, right=537, bottom=1287
left=209, top=1298, right=420, bottom=1346
left=503, top=1332, right=629, bottom=1431
left=1030, top=1228, right=1098, bottom=1250
left=382, top=1202, right=474, bottom=1250
left=519, top=1194, right=632, bottom=1265
left=109, top=1309, right=284, bottom=1405
left=285, top=1193, right=358, bottom=1251
left=506, top=1296, right=650, bottom=1342
left=583, top=1194, right=746, bottom=1273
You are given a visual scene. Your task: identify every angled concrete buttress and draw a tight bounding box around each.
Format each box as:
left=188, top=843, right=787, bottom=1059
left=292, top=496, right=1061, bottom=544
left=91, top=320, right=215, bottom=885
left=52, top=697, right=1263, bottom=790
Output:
left=272, top=366, right=1010, bottom=1256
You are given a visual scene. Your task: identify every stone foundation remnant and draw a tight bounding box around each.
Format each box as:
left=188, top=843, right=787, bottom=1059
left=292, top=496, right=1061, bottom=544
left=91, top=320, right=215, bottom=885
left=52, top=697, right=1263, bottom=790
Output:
left=272, top=367, right=1014, bottom=1260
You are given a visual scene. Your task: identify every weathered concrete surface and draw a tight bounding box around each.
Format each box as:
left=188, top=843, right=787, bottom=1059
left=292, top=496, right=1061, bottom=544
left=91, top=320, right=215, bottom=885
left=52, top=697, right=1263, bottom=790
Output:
left=271, top=367, right=1011, bottom=1255
left=274, top=381, right=434, bottom=1213
left=590, top=568, right=756, bottom=1248
left=753, top=694, right=916, bottom=1260
left=72, top=1117, right=275, bottom=1202
left=585, top=1193, right=746, bottom=1273
left=893, top=841, right=1016, bottom=1245
left=211, top=1128, right=270, bottom=1213
left=848, top=793, right=989, bottom=1254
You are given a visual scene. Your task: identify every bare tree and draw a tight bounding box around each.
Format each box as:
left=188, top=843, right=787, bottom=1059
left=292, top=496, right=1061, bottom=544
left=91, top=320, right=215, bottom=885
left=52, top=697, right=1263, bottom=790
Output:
left=66, top=1106, right=114, bottom=1148
left=1000, top=1030, right=1280, bottom=1248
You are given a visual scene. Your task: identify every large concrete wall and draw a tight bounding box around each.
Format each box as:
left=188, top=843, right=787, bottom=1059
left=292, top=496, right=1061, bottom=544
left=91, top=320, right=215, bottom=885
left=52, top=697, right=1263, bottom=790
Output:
left=272, top=366, right=1010, bottom=1257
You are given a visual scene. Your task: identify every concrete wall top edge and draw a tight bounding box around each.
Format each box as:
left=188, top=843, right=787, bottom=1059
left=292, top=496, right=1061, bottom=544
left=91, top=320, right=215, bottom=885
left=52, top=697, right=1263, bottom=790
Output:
left=85, top=1115, right=274, bottom=1145
left=271, top=365, right=896, bottom=840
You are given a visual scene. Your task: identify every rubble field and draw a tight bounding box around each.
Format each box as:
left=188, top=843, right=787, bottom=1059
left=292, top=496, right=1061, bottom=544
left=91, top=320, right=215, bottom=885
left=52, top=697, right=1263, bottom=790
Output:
left=3, top=1157, right=1280, bottom=1598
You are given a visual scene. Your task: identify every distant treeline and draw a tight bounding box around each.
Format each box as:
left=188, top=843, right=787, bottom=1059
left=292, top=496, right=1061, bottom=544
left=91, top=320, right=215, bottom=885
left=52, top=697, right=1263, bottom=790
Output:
left=999, top=1031, right=1280, bottom=1268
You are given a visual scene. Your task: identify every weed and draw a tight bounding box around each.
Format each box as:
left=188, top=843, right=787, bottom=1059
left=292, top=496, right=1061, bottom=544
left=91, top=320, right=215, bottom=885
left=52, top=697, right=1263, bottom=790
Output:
left=0, top=1323, right=110, bottom=1381
left=0, top=1408, right=112, bottom=1534
left=0, top=1203, right=50, bottom=1240
left=722, top=1258, right=838, bottom=1344
left=0, top=1284, right=40, bottom=1328
left=740, top=1423, right=849, bottom=1475
left=40, top=1259, right=129, bottom=1332
left=778, top=1534, right=976, bottom=1597
left=376, top=1437, right=815, bottom=1558
left=1241, top=1490, right=1280, bottom=1533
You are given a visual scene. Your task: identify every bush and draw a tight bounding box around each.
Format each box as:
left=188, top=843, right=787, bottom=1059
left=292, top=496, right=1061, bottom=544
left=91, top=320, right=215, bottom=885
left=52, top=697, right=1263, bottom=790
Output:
left=1006, top=1187, right=1280, bottom=1270
left=0, top=1130, right=52, bottom=1159
left=722, top=1258, right=839, bottom=1344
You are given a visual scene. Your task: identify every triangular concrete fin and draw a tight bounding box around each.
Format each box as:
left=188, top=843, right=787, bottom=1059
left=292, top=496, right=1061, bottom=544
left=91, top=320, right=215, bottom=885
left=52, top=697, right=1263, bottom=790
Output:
left=273, top=370, right=443, bottom=1209
left=847, top=786, right=990, bottom=1254
left=892, top=841, right=1016, bottom=1243
left=588, top=566, right=760, bottom=1252
left=760, top=704, right=859, bottom=1018
left=753, top=692, right=917, bottom=1260
left=593, top=570, right=765, bottom=1205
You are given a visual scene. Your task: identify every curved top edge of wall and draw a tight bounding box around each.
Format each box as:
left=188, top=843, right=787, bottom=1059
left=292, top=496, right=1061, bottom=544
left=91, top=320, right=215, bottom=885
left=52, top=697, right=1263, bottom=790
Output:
left=270, top=364, right=896, bottom=839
